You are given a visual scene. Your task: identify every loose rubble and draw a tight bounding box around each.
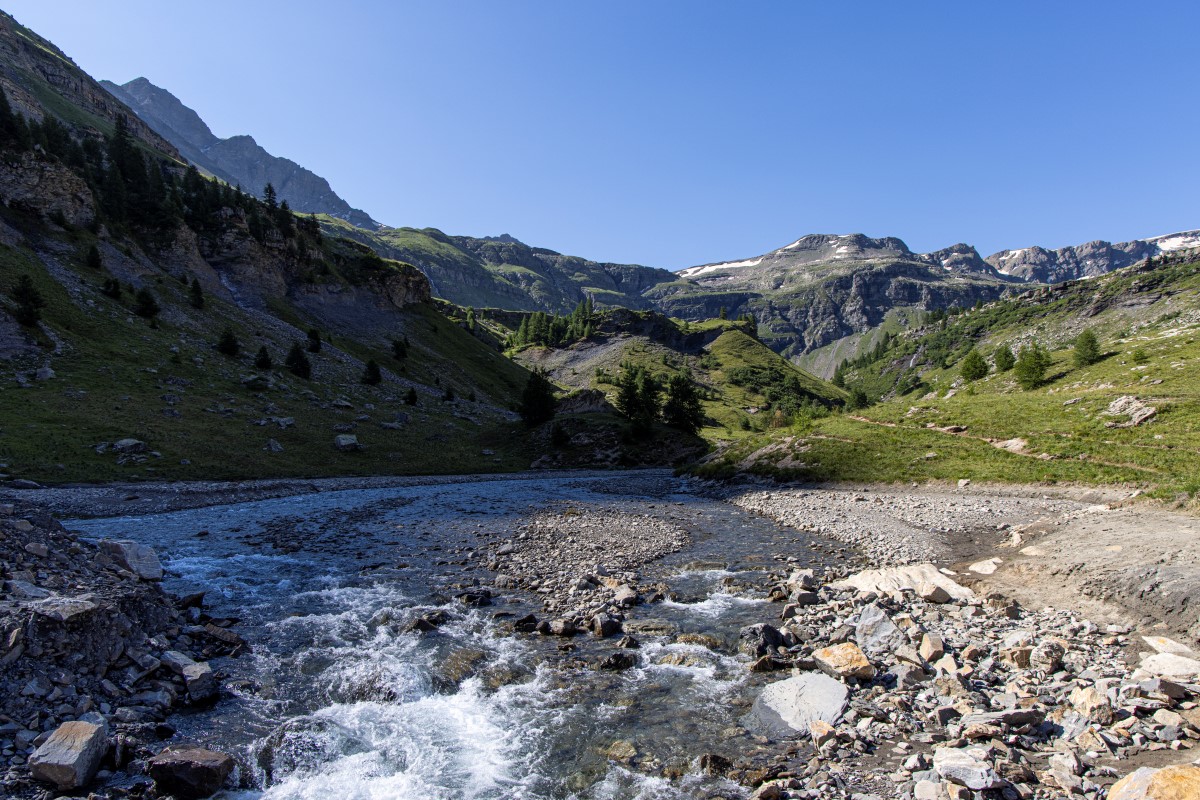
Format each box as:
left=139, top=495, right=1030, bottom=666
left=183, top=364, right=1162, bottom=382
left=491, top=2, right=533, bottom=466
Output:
left=0, top=503, right=239, bottom=798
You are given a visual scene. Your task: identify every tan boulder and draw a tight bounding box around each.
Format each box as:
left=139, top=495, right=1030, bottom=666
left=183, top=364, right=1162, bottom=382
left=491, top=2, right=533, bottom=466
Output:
left=1108, top=764, right=1200, bottom=800
left=812, top=642, right=875, bottom=680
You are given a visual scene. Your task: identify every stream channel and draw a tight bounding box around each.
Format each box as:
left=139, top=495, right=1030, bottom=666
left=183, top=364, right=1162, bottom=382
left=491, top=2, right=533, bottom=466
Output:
left=68, top=470, right=840, bottom=800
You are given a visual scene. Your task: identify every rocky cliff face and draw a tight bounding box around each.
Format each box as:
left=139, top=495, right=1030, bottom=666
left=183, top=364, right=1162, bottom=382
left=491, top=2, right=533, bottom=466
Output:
left=101, top=77, right=380, bottom=230
left=986, top=230, right=1200, bottom=283
left=0, top=13, right=178, bottom=157
left=660, top=234, right=1016, bottom=356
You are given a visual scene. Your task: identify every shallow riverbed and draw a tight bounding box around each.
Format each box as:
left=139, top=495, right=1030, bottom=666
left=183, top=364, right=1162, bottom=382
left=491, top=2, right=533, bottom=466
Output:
left=66, top=471, right=837, bottom=800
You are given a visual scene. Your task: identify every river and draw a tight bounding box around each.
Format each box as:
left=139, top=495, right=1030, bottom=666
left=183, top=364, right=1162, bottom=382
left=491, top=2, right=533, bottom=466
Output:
left=68, top=471, right=835, bottom=800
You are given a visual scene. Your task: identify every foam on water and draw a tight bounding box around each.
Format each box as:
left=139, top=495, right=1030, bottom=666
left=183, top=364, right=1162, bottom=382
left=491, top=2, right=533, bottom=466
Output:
left=659, top=592, right=770, bottom=618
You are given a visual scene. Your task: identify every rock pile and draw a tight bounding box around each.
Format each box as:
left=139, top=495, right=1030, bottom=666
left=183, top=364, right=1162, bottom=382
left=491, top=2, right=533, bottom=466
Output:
left=735, top=564, right=1200, bottom=799
left=485, top=508, right=688, bottom=651
left=0, top=504, right=237, bottom=797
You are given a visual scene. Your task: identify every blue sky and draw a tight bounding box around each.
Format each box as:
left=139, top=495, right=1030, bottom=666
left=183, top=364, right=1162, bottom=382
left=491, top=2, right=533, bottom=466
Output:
left=5, top=1, right=1197, bottom=269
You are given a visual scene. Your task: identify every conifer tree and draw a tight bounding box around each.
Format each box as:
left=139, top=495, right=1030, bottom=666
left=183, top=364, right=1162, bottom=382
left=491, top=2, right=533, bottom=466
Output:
left=1014, top=343, right=1052, bottom=390
left=217, top=328, right=239, bottom=356
left=10, top=275, right=45, bottom=327
left=362, top=359, right=382, bottom=385
left=134, top=288, right=160, bottom=319
left=1073, top=329, right=1101, bottom=367
left=286, top=342, right=311, bottom=379
left=391, top=338, right=408, bottom=360
left=994, top=345, right=1015, bottom=372
left=404, top=386, right=418, bottom=405
left=86, top=245, right=103, bottom=270
left=519, top=369, right=557, bottom=425
left=254, top=346, right=272, bottom=370
left=263, top=183, right=278, bottom=210
left=306, top=328, right=322, bottom=353
left=662, top=369, right=705, bottom=433
left=189, top=278, right=204, bottom=309
left=960, top=349, right=988, bottom=381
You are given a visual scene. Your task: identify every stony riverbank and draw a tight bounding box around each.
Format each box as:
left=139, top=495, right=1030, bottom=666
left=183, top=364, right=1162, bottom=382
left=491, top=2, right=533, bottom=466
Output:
left=0, top=503, right=245, bottom=798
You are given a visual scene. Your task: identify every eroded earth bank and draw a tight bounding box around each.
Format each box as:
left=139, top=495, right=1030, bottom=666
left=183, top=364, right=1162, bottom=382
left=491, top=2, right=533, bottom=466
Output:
left=1, top=472, right=1198, bottom=800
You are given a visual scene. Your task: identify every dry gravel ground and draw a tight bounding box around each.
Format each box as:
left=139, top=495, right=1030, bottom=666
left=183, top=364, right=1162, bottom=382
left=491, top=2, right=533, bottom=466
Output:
left=719, top=480, right=1200, bottom=648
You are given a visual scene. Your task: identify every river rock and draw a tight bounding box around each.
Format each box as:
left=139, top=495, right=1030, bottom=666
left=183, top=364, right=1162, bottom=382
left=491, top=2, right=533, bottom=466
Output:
left=100, top=539, right=164, bottom=580
left=29, top=720, right=108, bottom=789
left=830, top=563, right=973, bottom=601
left=1108, top=763, right=1200, bottom=799
left=749, top=672, right=849, bottom=737
left=739, top=623, right=783, bottom=658
left=1139, top=652, right=1200, bottom=680
left=933, top=746, right=1003, bottom=790
left=28, top=594, right=98, bottom=622
left=148, top=745, right=235, bottom=798
left=855, top=603, right=904, bottom=654
left=183, top=661, right=217, bottom=702
left=813, top=642, right=875, bottom=680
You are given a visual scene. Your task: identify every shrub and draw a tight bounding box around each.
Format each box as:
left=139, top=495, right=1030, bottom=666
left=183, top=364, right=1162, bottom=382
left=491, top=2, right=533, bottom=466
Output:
left=1131, top=347, right=1150, bottom=364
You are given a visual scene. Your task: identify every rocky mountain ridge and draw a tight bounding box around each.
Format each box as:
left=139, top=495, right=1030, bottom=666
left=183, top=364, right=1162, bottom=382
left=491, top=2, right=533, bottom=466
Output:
left=986, top=230, right=1200, bottom=283
left=101, top=77, right=380, bottom=230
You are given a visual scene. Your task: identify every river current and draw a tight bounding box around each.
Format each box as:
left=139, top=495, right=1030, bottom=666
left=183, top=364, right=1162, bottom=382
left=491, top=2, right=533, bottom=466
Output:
left=68, top=471, right=834, bottom=800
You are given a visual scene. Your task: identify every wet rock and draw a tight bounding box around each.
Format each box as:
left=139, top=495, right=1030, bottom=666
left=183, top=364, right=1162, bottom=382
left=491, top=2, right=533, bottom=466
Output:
left=591, top=613, right=621, bottom=638
left=29, top=720, right=108, bottom=789
left=183, top=662, right=217, bottom=703
left=99, top=539, right=164, bottom=580
left=455, top=589, right=493, bottom=607
left=748, top=671, right=849, bottom=737
left=148, top=745, right=236, bottom=798
left=597, top=652, right=637, bottom=671
left=612, top=585, right=640, bottom=607
left=812, top=642, right=875, bottom=680
left=739, top=623, right=783, bottom=658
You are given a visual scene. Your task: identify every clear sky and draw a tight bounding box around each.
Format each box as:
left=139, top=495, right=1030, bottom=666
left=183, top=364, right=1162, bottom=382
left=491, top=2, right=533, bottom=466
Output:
left=4, top=1, right=1197, bottom=269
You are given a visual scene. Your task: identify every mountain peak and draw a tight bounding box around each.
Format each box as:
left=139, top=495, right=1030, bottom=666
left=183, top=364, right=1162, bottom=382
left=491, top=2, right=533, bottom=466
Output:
left=100, top=76, right=381, bottom=230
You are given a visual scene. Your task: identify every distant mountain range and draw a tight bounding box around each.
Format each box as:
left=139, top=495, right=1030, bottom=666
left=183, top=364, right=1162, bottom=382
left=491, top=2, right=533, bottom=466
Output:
left=101, top=77, right=380, bottom=229
left=91, top=67, right=1197, bottom=360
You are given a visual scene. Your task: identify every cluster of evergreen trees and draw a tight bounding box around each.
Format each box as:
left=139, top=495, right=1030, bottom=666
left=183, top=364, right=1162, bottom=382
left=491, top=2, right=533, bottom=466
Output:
left=508, top=298, right=595, bottom=348
left=0, top=87, right=323, bottom=257
left=613, top=363, right=705, bottom=436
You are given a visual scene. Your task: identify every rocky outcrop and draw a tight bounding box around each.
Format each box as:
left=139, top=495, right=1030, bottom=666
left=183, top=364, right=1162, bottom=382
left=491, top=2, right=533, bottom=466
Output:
left=0, top=13, right=177, bottom=156
left=101, top=77, right=380, bottom=229
left=986, top=230, right=1200, bottom=282
left=0, top=150, right=95, bottom=227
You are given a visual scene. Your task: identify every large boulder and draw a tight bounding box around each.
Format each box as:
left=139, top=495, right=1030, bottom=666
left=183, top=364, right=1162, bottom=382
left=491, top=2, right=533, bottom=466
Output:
left=100, top=539, right=163, bottom=581
left=748, top=672, right=849, bottom=737
left=29, top=721, right=108, bottom=789
left=830, top=563, right=973, bottom=601
left=148, top=746, right=235, bottom=799
left=334, top=434, right=361, bottom=452
left=1108, top=763, right=1200, bottom=799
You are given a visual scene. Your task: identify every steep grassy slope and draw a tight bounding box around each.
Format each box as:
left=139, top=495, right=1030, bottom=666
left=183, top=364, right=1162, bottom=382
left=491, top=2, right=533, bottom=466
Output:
left=0, top=212, right=537, bottom=483
left=694, top=254, right=1200, bottom=500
